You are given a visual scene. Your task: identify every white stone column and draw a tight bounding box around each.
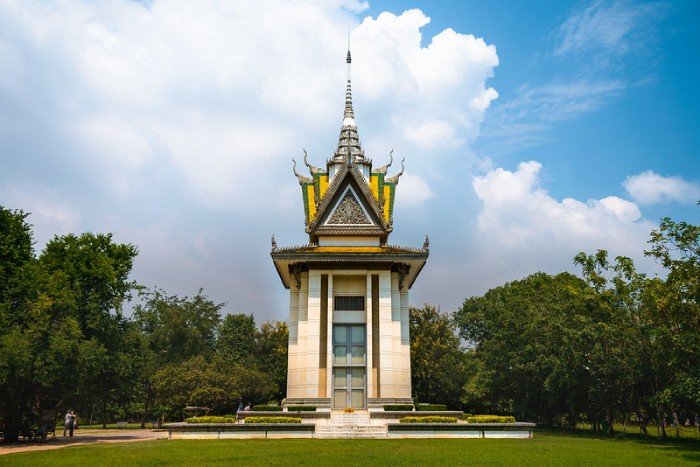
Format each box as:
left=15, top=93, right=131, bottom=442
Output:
left=287, top=272, right=309, bottom=399
left=325, top=273, right=334, bottom=400
left=304, top=271, right=322, bottom=398
left=397, top=284, right=412, bottom=396
left=365, top=273, right=373, bottom=398
left=286, top=279, right=300, bottom=398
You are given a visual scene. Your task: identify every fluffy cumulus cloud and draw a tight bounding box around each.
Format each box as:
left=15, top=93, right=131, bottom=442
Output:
left=0, top=1, right=499, bottom=317
left=470, top=161, right=657, bottom=284
left=623, top=170, right=700, bottom=205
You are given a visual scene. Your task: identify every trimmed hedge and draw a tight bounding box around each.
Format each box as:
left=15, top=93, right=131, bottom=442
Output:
left=245, top=416, right=302, bottom=424
left=384, top=404, right=414, bottom=411
left=252, top=405, right=283, bottom=412
left=286, top=406, right=317, bottom=412
left=465, top=415, right=516, bottom=423
left=417, top=404, right=447, bottom=411
left=186, top=416, right=237, bottom=424
left=399, top=416, right=457, bottom=424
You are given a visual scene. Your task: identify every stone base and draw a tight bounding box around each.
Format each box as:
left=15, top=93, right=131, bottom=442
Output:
left=367, top=398, right=414, bottom=409
left=282, top=398, right=332, bottom=409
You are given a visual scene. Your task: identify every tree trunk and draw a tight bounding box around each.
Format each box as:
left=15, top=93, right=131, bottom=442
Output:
left=672, top=411, right=680, bottom=437
left=635, top=409, right=648, bottom=436
left=569, top=407, right=577, bottom=430
left=101, top=398, right=108, bottom=429
left=2, top=402, right=20, bottom=443
left=606, top=405, right=614, bottom=434
left=140, top=386, right=151, bottom=429
left=657, top=405, right=667, bottom=438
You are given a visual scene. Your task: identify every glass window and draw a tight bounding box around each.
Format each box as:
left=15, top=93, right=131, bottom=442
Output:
left=351, top=346, right=364, bottom=364
left=334, top=369, right=347, bottom=388
left=334, top=345, right=347, bottom=364
left=351, top=368, right=365, bottom=388
left=351, top=326, right=364, bottom=344
left=335, top=296, right=365, bottom=311
left=334, top=326, right=347, bottom=344
left=334, top=390, right=347, bottom=409
left=351, top=390, right=364, bottom=409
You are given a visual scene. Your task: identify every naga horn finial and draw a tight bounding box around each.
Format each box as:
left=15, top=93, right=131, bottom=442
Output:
left=374, top=149, right=394, bottom=175
left=292, top=158, right=312, bottom=184
left=303, top=149, right=323, bottom=175
left=386, top=157, right=405, bottom=184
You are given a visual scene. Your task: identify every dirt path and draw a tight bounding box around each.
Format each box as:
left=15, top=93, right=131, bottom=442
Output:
left=0, top=429, right=167, bottom=456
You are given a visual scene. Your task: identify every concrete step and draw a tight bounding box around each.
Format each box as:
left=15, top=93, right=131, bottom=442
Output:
left=315, top=424, right=387, bottom=439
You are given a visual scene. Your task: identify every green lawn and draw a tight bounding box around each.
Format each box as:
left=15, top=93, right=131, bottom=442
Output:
left=1, top=431, right=698, bottom=466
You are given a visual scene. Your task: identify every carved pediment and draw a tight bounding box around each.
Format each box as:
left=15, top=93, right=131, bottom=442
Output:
left=326, top=190, right=373, bottom=225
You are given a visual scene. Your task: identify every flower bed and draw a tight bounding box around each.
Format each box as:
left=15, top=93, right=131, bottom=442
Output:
left=399, top=416, right=457, bottom=424
left=245, top=416, right=302, bottom=424
left=464, top=415, right=516, bottom=423
left=186, top=416, right=237, bottom=424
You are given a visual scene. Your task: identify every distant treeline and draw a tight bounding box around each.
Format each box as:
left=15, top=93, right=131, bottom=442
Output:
left=1, top=205, right=697, bottom=442
left=411, top=214, right=699, bottom=437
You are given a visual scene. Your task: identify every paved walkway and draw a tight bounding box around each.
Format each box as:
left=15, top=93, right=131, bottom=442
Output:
left=0, top=429, right=167, bottom=456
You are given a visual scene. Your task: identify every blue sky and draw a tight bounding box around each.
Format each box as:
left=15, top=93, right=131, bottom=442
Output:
left=372, top=0, right=700, bottom=218
left=0, top=1, right=698, bottom=320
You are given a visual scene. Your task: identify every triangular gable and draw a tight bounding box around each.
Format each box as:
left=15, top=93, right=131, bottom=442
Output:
left=324, top=188, right=375, bottom=226
left=307, top=164, right=391, bottom=239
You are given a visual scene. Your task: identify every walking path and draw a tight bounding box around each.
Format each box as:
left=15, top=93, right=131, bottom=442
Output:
left=0, top=429, right=166, bottom=456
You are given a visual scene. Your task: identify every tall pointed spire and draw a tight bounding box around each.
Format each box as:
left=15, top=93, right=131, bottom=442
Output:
left=334, top=41, right=366, bottom=165
left=343, top=49, right=354, bottom=125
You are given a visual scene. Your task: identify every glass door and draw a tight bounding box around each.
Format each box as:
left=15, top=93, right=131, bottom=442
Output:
left=332, top=325, right=366, bottom=409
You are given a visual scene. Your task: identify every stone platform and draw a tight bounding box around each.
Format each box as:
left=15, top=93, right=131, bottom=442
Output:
left=165, top=411, right=535, bottom=439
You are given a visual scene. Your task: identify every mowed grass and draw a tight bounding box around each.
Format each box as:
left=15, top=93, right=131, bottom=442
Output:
left=1, top=431, right=698, bottom=466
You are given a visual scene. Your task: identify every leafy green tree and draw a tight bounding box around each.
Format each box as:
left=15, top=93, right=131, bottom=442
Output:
left=643, top=216, right=699, bottom=436
left=152, top=355, right=276, bottom=419
left=255, top=321, right=288, bottom=401
left=38, top=233, right=141, bottom=428
left=217, top=313, right=257, bottom=364
left=133, top=289, right=223, bottom=426
left=454, top=272, right=592, bottom=425
left=0, top=210, right=141, bottom=440
left=410, top=305, right=465, bottom=408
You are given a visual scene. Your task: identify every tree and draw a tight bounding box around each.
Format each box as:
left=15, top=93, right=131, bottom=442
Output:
left=644, top=216, right=699, bottom=436
left=133, top=289, right=223, bottom=426
left=152, top=355, right=277, bottom=419
left=38, top=233, right=141, bottom=428
left=410, top=305, right=465, bottom=408
left=217, top=313, right=257, bottom=364
left=255, top=321, right=288, bottom=401
left=454, top=272, right=593, bottom=425
left=0, top=211, right=141, bottom=441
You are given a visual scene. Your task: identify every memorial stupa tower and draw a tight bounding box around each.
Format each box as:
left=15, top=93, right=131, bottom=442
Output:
left=271, top=49, right=429, bottom=410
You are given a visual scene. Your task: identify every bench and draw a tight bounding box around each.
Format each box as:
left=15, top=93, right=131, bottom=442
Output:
left=116, top=421, right=128, bottom=429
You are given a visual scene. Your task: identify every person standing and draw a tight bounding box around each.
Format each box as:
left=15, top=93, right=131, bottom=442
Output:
left=63, top=410, right=75, bottom=437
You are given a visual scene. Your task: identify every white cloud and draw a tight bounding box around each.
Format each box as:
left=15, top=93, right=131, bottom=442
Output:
left=0, top=2, right=498, bottom=207
left=0, top=2, right=500, bottom=318
left=555, top=0, right=664, bottom=60
left=0, top=183, right=82, bottom=247
left=395, top=172, right=434, bottom=206
left=471, top=161, right=656, bottom=284
left=623, top=170, right=700, bottom=205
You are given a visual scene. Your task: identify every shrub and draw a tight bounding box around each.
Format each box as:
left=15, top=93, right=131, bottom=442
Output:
left=252, top=405, right=283, bottom=412
left=245, top=417, right=301, bottom=424
left=417, top=404, right=447, bottom=411
left=286, top=406, right=316, bottom=412
left=465, top=415, right=516, bottom=423
left=383, top=404, right=414, bottom=411
left=399, top=416, right=457, bottom=424
left=186, top=416, right=237, bottom=424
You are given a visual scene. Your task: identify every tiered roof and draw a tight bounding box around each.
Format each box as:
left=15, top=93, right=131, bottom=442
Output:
left=291, top=49, right=405, bottom=243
